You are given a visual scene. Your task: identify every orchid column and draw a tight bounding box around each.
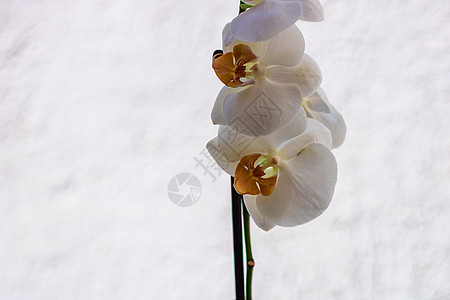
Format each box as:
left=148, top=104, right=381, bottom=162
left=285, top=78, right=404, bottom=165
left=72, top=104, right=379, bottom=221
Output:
left=208, top=0, right=346, bottom=298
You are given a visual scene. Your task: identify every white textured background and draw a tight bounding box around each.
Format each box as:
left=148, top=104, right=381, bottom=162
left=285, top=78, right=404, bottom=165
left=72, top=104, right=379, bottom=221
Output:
left=1, top=0, right=449, bottom=299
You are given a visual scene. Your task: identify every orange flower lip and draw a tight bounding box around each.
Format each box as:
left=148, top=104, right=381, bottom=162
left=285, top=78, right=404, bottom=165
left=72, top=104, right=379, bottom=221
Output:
left=234, top=153, right=279, bottom=196
left=212, top=44, right=258, bottom=88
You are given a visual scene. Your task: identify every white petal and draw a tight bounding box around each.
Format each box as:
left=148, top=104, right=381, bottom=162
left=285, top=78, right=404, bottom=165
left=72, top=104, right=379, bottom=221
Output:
left=230, top=0, right=302, bottom=43
left=244, top=195, right=276, bottom=231
left=223, top=78, right=302, bottom=136
left=265, top=109, right=307, bottom=149
left=257, top=25, right=305, bottom=67
left=217, top=125, right=272, bottom=163
left=303, top=88, right=346, bottom=148
left=298, top=0, right=324, bottom=22
left=211, top=86, right=234, bottom=125
left=217, top=111, right=307, bottom=162
left=256, top=143, right=337, bottom=227
left=222, top=22, right=236, bottom=48
left=206, top=137, right=238, bottom=175
left=278, top=118, right=332, bottom=160
left=223, top=25, right=305, bottom=67
left=267, top=54, right=322, bottom=98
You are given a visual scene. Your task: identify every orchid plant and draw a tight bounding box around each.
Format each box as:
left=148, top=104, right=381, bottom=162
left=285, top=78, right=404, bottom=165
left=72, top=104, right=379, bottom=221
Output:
left=207, top=1, right=345, bottom=298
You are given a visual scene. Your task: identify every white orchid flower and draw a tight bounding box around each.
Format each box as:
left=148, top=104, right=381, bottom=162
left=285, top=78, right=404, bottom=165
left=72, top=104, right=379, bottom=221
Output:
left=231, top=0, right=324, bottom=43
left=212, top=25, right=322, bottom=136
left=207, top=113, right=337, bottom=231
left=303, top=87, right=346, bottom=148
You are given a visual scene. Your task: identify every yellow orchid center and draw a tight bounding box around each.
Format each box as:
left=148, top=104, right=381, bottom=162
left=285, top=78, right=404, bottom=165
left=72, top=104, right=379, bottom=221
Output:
left=212, top=44, right=258, bottom=88
left=234, top=153, right=280, bottom=196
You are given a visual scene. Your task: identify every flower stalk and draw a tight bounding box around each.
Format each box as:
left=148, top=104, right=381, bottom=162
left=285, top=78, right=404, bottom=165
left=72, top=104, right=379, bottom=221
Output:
left=231, top=176, right=245, bottom=300
left=243, top=203, right=254, bottom=300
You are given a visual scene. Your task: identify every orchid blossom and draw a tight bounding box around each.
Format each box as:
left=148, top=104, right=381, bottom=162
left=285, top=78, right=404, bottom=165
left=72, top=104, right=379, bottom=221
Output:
left=212, top=25, right=322, bottom=136
left=303, top=87, right=347, bottom=148
left=231, top=0, right=324, bottom=43
left=206, top=0, right=343, bottom=297
left=207, top=113, right=337, bottom=231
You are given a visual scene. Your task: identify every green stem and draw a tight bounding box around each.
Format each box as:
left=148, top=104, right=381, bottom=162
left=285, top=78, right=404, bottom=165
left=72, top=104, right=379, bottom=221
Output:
left=243, top=203, right=254, bottom=300
left=239, top=1, right=248, bottom=14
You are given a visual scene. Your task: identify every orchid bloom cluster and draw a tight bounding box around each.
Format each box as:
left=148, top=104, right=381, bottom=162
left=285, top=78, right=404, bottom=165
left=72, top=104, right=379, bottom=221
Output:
left=207, top=0, right=346, bottom=231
